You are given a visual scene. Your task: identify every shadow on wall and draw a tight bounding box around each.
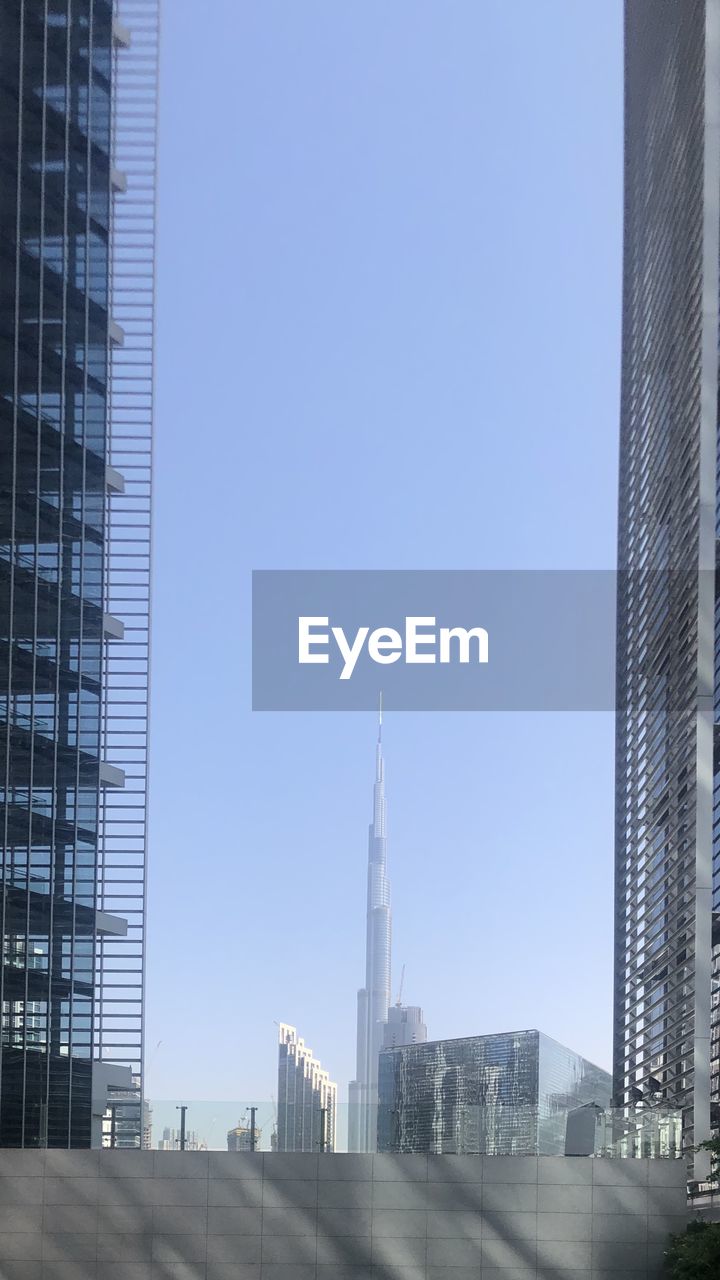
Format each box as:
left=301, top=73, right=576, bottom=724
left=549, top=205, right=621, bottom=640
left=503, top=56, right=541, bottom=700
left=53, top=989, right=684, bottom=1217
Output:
left=0, top=1148, right=689, bottom=1279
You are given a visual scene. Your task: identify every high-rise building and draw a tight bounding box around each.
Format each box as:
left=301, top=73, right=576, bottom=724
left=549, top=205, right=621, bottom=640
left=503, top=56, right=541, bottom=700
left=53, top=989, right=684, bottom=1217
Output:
left=277, top=1023, right=337, bottom=1153
left=349, top=705, right=392, bottom=1152
left=382, top=1004, right=427, bottom=1050
left=142, top=1100, right=152, bottom=1151
left=0, top=0, right=157, bottom=1146
left=101, top=1072, right=144, bottom=1149
left=227, top=1120, right=262, bottom=1152
left=614, top=1, right=720, bottom=1168
left=378, top=1030, right=612, bottom=1156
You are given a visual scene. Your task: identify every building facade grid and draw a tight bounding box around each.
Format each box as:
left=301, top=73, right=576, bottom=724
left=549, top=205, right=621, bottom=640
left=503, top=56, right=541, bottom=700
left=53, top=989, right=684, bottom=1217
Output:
left=614, top=0, right=720, bottom=1166
left=94, top=0, right=158, bottom=1146
left=0, top=0, right=156, bottom=1148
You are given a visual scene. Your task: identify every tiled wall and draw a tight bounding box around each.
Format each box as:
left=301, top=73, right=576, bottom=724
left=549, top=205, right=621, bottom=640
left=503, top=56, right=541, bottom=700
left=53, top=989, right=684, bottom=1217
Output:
left=0, top=1149, right=688, bottom=1279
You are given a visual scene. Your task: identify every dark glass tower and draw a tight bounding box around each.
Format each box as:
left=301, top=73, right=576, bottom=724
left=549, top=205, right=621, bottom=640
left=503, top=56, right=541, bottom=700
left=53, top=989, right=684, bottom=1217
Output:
left=0, top=0, right=156, bottom=1147
left=614, top=0, right=720, bottom=1169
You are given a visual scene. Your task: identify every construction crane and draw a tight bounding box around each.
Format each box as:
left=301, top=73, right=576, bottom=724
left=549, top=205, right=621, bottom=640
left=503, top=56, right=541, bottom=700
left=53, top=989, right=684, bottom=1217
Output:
left=395, top=964, right=405, bottom=1008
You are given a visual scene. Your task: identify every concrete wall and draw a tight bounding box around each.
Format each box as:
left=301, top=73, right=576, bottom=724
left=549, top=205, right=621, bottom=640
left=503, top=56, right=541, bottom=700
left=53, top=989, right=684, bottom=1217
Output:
left=0, top=1149, right=688, bottom=1279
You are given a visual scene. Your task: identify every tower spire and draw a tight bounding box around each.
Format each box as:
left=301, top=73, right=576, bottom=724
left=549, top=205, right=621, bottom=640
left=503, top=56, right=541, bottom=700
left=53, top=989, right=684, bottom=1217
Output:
left=348, top=706, right=392, bottom=1151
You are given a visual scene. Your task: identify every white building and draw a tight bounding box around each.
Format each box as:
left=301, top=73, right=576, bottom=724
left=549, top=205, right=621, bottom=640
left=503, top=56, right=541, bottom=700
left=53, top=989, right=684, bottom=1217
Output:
left=277, top=1024, right=337, bottom=1152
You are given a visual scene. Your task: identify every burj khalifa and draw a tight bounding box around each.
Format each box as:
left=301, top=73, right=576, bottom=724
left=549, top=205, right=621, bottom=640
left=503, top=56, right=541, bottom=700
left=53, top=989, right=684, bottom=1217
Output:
left=348, top=703, right=392, bottom=1152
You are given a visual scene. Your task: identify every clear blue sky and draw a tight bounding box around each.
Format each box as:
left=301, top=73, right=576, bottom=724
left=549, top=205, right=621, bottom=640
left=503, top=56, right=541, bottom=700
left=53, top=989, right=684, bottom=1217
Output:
left=147, top=0, right=623, bottom=1120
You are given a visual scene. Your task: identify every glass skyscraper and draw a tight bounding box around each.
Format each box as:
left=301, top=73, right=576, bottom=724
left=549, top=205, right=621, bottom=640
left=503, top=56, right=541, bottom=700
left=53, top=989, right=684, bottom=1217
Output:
left=377, top=1030, right=612, bottom=1156
left=0, top=0, right=156, bottom=1146
left=614, top=0, right=720, bottom=1166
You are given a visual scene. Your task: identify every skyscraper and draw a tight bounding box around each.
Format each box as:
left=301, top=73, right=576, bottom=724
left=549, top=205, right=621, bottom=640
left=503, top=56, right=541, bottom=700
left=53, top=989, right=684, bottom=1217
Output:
left=0, top=0, right=157, bottom=1146
left=378, top=1030, right=612, bottom=1156
left=349, top=704, right=392, bottom=1152
left=614, top=0, right=720, bottom=1168
left=382, top=1003, right=427, bottom=1050
left=277, top=1023, right=337, bottom=1153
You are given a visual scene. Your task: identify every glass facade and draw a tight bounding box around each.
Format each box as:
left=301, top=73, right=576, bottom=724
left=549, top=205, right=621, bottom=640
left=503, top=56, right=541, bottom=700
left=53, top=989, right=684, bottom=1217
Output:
left=0, top=0, right=155, bottom=1147
left=377, top=1030, right=611, bottom=1156
left=93, top=0, right=157, bottom=1149
left=614, top=0, right=719, bottom=1157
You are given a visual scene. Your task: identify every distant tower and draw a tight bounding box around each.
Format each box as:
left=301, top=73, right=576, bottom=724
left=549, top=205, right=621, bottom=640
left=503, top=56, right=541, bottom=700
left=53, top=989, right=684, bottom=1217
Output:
left=383, top=1005, right=428, bottom=1050
left=142, top=1101, right=153, bottom=1151
left=383, top=964, right=428, bottom=1050
left=227, top=1120, right=262, bottom=1152
left=349, top=700, right=392, bottom=1151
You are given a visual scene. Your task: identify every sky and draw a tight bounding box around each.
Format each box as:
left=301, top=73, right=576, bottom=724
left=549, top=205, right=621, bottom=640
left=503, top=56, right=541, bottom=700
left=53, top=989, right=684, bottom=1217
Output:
left=147, top=0, right=624, bottom=1135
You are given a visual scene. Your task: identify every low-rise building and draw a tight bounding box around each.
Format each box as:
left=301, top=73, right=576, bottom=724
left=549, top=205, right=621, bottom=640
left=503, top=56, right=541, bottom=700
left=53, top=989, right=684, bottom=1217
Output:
left=378, top=1028, right=611, bottom=1155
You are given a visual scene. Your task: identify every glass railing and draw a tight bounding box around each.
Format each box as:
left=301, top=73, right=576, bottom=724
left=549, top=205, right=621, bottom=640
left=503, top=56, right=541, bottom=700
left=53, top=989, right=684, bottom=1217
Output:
left=136, top=1100, right=683, bottom=1159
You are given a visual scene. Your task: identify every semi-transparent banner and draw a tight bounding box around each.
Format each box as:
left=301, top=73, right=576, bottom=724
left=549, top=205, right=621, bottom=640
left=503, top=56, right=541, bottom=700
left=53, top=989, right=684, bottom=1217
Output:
left=251, top=569, right=665, bottom=711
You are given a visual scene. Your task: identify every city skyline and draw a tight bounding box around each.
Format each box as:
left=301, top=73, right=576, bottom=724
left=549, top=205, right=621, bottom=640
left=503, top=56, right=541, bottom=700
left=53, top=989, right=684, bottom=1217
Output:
left=0, top=0, right=623, bottom=1134
left=1, top=39, right=717, bottom=1279
left=148, top=0, right=621, bottom=1107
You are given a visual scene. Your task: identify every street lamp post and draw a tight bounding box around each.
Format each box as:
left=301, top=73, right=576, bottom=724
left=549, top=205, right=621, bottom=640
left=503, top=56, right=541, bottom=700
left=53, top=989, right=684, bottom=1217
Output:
left=176, top=1105, right=188, bottom=1151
